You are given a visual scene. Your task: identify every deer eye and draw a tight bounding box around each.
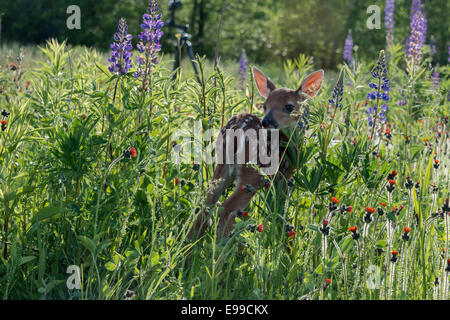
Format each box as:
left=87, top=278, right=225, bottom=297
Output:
left=285, top=104, right=295, bottom=112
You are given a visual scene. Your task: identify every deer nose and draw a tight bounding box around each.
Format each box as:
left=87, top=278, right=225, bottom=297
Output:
left=262, top=111, right=278, bottom=128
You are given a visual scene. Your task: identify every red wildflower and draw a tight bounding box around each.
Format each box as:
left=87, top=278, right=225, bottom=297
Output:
left=403, top=227, right=411, bottom=233
left=242, top=211, right=248, bottom=219
left=391, top=170, right=397, bottom=177
left=349, top=226, right=358, bottom=233
left=434, top=159, right=439, bottom=164
left=0, top=120, right=7, bottom=126
left=257, top=224, right=263, bottom=232
left=322, top=219, right=329, bottom=226
left=331, top=196, right=339, bottom=204
left=82, top=115, right=86, bottom=120
left=287, top=230, right=296, bottom=238
left=325, top=278, right=332, bottom=285
left=381, top=202, right=386, bottom=207
left=264, top=181, right=270, bottom=188
left=392, top=251, right=399, bottom=256
left=130, top=147, right=137, bottom=157
left=174, top=178, right=179, bottom=185
left=346, top=206, right=353, bottom=213
left=389, top=179, right=396, bottom=185
left=366, top=207, right=376, bottom=214
left=25, top=81, right=31, bottom=88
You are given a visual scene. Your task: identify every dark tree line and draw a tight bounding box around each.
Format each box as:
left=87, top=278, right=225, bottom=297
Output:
left=1, top=0, right=448, bottom=68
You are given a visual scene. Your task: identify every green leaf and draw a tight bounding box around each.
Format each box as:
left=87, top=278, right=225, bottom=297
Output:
left=307, top=224, right=319, bottom=232
left=95, top=62, right=111, bottom=77
left=386, top=211, right=397, bottom=223
left=20, top=256, right=36, bottom=266
left=32, top=206, right=63, bottom=223
left=375, top=240, right=387, bottom=248
left=77, top=236, right=96, bottom=255
left=105, top=261, right=117, bottom=271
left=150, top=252, right=160, bottom=267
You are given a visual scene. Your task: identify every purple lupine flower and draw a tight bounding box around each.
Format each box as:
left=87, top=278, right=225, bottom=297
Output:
left=343, top=30, right=353, bottom=64
left=410, top=0, right=423, bottom=17
left=385, top=0, right=395, bottom=45
left=406, top=0, right=427, bottom=63
left=406, top=10, right=427, bottom=64
left=297, top=105, right=310, bottom=134
left=238, top=49, right=248, bottom=87
left=108, top=18, right=133, bottom=75
left=135, top=0, right=164, bottom=90
left=367, top=51, right=389, bottom=133
left=328, top=71, right=344, bottom=109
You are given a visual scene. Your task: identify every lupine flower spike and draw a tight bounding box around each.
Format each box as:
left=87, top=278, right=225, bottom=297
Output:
left=385, top=0, right=395, bottom=47
left=343, top=30, right=353, bottom=64
left=238, top=49, right=248, bottom=88
left=406, top=0, right=427, bottom=64
left=328, top=70, right=344, bottom=110
left=108, top=18, right=133, bottom=75
left=135, top=0, right=164, bottom=91
left=108, top=18, right=133, bottom=104
left=367, top=50, right=389, bottom=139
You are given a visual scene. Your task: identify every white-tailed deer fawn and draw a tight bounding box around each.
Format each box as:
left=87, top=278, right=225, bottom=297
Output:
left=189, top=67, right=324, bottom=239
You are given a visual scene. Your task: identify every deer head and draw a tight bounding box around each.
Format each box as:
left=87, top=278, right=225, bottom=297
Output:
left=252, top=67, right=324, bottom=129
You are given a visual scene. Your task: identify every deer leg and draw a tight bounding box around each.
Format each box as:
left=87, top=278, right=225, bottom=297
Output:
left=217, top=166, right=263, bottom=238
left=188, top=164, right=236, bottom=240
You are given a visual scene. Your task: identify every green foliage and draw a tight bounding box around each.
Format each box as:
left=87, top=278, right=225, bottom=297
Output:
left=0, top=29, right=448, bottom=301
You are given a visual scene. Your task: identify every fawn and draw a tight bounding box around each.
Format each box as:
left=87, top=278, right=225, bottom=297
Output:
left=188, top=67, right=324, bottom=239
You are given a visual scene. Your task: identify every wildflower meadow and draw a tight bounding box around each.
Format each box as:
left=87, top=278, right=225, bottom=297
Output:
left=0, top=0, right=449, bottom=301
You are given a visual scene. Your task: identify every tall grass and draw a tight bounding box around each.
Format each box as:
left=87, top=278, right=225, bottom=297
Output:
left=0, top=39, right=448, bottom=299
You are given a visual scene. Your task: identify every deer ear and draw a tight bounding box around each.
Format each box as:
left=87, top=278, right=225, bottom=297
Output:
left=298, top=70, right=324, bottom=98
left=252, top=67, right=276, bottom=98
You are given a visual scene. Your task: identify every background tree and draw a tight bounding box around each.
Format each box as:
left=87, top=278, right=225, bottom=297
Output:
left=0, top=0, right=448, bottom=68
